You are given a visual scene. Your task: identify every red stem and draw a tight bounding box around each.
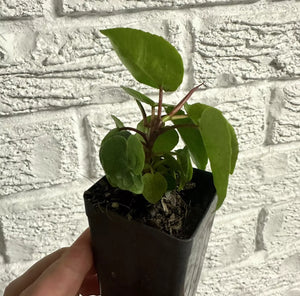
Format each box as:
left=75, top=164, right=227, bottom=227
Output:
left=119, top=127, right=148, bottom=143
left=168, top=82, right=206, bottom=118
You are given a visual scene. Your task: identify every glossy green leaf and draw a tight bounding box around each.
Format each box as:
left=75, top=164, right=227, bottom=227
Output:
left=100, top=135, right=129, bottom=180
left=127, top=134, right=145, bottom=174
left=152, top=129, right=179, bottom=153
left=171, top=111, right=208, bottom=170
left=162, top=154, right=181, bottom=172
left=111, top=115, right=124, bottom=128
left=199, top=107, right=232, bottom=209
left=176, top=147, right=193, bottom=189
left=142, top=172, right=167, bottom=204
left=100, top=134, right=144, bottom=194
left=101, top=28, right=184, bottom=91
left=122, top=86, right=156, bottom=107
left=185, top=103, right=210, bottom=124
left=227, top=122, right=239, bottom=174
left=163, top=173, right=177, bottom=191
left=101, top=129, right=130, bottom=146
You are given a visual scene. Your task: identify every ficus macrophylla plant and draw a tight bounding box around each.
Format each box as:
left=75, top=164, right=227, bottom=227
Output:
left=99, top=28, right=238, bottom=209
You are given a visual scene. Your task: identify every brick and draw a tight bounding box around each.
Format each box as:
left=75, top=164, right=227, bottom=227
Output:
left=0, top=27, right=127, bottom=78
left=0, top=28, right=36, bottom=67
left=204, top=210, right=258, bottom=269
left=0, top=76, right=129, bottom=116
left=0, top=111, right=79, bottom=196
left=192, top=13, right=300, bottom=86
left=268, top=82, right=300, bottom=144
left=204, top=196, right=300, bottom=270
left=220, top=142, right=300, bottom=215
left=60, top=0, right=259, bottom=16
left=0, top=181, right=89, bottom=263
left=198, top=245, right=300, bottom=295
left=0, top=0, right=43, bottom=19
left=257, top=198, right=300, bottom=254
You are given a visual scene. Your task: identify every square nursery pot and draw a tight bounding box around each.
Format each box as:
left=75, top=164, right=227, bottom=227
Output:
left=84, top=169, right=217, bottom=296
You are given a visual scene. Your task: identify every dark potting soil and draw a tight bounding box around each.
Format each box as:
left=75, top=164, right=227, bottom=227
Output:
left=86, top=176, right=210, bottom=240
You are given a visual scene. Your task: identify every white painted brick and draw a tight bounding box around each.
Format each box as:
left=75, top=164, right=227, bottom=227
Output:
left=0, top=27, right=36, bottom=66
left=0, top=180, right=89, bottom=263
left=268, top=82, right=300, bottom=144
left=199, top=246, right=300, bottom=295
left=0, top=111, right=79, bottom=196
left=205, top=210, right=258, bottom=269
left=192, top=11, right=300, bottom=86
left=204, top=197, right=300, bottom=270
left=0, top=0, right=43, bottom=19
left=257, top=198, right=300, bottom=254
left=60, top=0, right=259, bottom=16
left=0, top=76, right=130, bottom=116
left=0, top=27, right=128, bottom=79
left=220, top=142, right=300, bottom=215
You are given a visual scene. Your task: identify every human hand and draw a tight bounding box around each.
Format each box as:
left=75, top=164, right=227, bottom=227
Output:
left=4, top=228, right=100, bottom=296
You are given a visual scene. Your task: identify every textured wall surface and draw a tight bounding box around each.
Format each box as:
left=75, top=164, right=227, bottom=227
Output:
left=0, top=0, right=299, bottom=295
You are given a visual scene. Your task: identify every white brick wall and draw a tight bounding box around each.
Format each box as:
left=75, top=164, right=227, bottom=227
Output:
left=0, top=1, right=299, bottom=295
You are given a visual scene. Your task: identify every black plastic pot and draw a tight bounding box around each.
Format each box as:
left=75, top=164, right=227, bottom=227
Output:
left=84, top=169, right=217, bottom=296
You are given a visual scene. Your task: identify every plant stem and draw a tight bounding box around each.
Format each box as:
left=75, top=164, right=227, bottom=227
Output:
left=119, top=127, right=148, bottom=143
left=157, top=87, right=163, bottom=120
left=162, top=114, right=188, bottom=122
left=167, top=83, right=205, bottom=119
left=136, top=100, right=148, bottom=126
left=159, top=123, right=198, bottom=135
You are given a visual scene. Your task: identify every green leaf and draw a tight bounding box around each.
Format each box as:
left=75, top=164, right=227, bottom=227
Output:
left=127, top=134, right=145, bottom=174
left=185, top=103, right=210, bottom=124
left=227, top=122, right=239, bottom=174
left=163, top=173, right=177, bottom=191
left=111, top=115, right=124, bottom=128
left=122, top=86, right=156, bottom=107
left=101, top=129, right=130, bottom=146
left=171, top=112, right=208, bottom=170
left=199, top=107, right=232, bottom=209
left=100, top=134, right=144, bottom=194
left=142, top=172, right=167, bottom=204
left=176, top=147, right=193, bottom=189
left=101, top=28, right=184, bottom=91
left=100, top=135, right=129, bottom=180
left=162, top=154, right=181, bottom=172
left=152, top=129, right=179, bottom=153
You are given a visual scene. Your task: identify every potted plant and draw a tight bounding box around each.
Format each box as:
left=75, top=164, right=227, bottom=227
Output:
left=84, top=27, right=238, bottom=296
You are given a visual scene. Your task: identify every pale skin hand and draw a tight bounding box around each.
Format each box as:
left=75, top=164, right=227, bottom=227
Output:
left=4, top=228, right=100, bottom=296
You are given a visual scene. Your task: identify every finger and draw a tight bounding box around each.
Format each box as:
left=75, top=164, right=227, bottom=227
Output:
left=4, top=248, right=68, bottom=296
left=20, top=228, right=93, bottom=296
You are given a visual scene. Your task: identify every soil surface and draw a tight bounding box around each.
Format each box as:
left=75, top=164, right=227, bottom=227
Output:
left=86, top=177, right=205, bottom=239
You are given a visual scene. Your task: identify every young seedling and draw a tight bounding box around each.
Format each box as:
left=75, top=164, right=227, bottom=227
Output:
left=99, top=28, right=238, bottom=209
